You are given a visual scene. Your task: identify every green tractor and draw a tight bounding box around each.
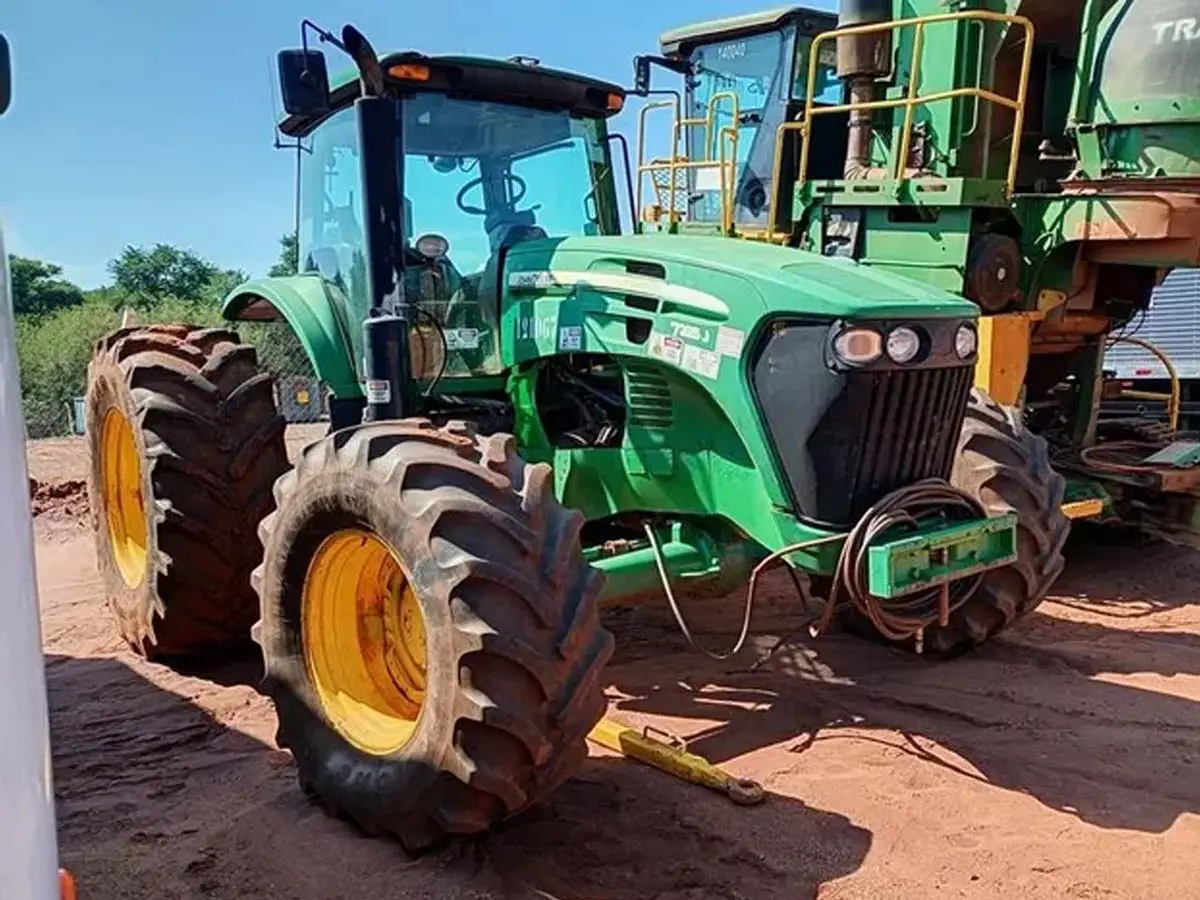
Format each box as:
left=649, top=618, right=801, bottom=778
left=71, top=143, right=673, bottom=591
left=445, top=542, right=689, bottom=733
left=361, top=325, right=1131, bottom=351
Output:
left=83, top=22, right=1066, bottom=849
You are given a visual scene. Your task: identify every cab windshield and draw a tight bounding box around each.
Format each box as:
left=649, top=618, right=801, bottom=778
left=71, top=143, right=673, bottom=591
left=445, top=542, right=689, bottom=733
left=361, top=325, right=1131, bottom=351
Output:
left=297, top=95, right=618, bottom=379
left=402, top=93, right=618, bottom=276
left=685, top=27, right=840, bottom=228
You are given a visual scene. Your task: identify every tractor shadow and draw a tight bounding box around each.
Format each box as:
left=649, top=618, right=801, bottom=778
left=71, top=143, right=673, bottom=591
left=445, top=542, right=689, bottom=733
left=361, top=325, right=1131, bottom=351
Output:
left=482, top=754, right=871, bottom=900
left=164, top=643, right=265, bottom=688
left=44, top=650, right=870, bottom=900
left=600, top=557, right=1200, bottom=837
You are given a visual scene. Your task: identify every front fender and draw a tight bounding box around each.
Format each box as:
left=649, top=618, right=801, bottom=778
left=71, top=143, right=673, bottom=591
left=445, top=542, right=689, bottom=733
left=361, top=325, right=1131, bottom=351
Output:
left=222, top=275, right=362, bottom=399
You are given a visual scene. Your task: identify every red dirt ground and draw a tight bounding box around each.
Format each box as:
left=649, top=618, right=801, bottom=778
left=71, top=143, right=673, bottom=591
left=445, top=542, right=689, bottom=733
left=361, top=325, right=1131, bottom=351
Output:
left=27, top=435, right=1200, bottom=900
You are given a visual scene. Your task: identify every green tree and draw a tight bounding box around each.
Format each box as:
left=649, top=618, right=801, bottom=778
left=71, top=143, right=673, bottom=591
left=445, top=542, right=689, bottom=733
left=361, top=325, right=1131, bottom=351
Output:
left=17, top=301, right=119, bottom=437
left=108, top=243, right=240, bottom=307
left=201, top=267, right=249, bottom=304
left=268, top=232, right=299, bottom=277
left=9, top=256, right=85, bottom=317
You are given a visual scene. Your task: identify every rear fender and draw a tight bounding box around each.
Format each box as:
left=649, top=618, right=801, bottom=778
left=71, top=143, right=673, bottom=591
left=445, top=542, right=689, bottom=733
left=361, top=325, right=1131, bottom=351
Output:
left=222, top=275, right=362, bottom=399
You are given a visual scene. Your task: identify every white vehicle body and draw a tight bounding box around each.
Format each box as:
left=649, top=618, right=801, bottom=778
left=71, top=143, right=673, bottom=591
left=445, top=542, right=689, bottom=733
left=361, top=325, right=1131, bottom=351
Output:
left=0, top=183, right=63, bottom=899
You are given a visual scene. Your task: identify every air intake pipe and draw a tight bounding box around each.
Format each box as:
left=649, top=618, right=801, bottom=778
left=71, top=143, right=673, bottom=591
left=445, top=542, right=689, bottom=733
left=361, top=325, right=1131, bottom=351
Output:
left=837, top=0, right=892, bottom=180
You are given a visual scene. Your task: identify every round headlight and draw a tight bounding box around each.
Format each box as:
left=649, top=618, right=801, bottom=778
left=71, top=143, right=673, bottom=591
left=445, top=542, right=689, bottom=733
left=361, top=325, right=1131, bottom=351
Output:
left=955, top=323, right=978, bottom=359
left=886, top=326, right=922, bottom=364
left=832, top=327, right=883, bottom=365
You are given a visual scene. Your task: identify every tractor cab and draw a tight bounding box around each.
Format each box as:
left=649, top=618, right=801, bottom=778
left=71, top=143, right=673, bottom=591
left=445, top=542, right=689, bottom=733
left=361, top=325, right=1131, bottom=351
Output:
left=271, top=39, right=626, bottom=390
left=636, top=7, right=840, bottom=234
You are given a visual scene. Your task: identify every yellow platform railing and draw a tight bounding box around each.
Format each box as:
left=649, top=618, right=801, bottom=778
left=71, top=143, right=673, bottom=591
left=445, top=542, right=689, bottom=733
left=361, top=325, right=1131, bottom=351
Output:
left=763, top=10, right=1036, bottom=240
left=635, top=11, right=1034, bottom=239
left=636, top=91, right=740, bottom=232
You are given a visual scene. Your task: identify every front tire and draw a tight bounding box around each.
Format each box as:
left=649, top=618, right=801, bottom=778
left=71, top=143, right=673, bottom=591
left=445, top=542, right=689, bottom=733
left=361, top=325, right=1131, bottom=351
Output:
left=85, top=324, right=289, bottom=659
left=924, top=388, right=1069, bottom=654
left=841, top=388, right=1069, bottom=656
left=254, top=419, right=612, bottom=851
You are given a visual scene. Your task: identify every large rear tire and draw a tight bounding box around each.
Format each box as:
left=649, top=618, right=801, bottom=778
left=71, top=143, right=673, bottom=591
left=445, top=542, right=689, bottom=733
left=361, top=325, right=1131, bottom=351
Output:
left=85, top=324, right=289, bottom=659
left=254, top=419, right=612, bottom=852
left=842, top=388, right=1069, bottom=656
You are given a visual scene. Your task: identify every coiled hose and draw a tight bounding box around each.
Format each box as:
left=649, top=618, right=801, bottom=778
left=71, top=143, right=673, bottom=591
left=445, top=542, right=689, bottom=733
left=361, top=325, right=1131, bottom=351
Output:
left=819, top=478, right=987, bottom=644
left=646, top=478, right=990, bottom=663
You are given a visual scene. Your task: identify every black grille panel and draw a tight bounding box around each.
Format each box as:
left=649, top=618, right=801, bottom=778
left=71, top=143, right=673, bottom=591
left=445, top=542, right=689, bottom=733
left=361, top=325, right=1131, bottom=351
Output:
left=807, top=366, right=974, bottom=525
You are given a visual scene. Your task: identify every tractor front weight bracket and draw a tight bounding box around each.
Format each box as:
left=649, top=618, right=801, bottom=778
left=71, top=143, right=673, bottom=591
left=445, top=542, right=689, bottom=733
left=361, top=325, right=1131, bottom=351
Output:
left=866, top=513, right=1019, bottom=599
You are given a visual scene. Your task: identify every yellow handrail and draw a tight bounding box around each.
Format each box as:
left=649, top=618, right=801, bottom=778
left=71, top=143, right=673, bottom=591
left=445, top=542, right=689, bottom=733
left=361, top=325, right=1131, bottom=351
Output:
left=636, top=98, right=680, bottom=221
left=894, top=20, right=928, bottom=185
left=767, top=10, right=1036, bottom=241
left=718, top=126, right=738, bottom=234
left=636, top=90, right=740, bottom=227
left=1107, top=335, right=1181, bottom=433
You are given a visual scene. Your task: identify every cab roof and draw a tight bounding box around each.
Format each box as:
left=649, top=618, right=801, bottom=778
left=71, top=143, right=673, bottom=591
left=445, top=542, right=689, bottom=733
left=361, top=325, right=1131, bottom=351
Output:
left=279, top=51, right=626, bottom=138
left=659, top=6, right=837, bottom=58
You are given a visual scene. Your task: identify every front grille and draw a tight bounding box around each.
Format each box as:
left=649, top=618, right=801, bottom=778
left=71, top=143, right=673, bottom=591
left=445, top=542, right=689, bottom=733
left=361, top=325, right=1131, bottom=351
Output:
left=807, top=366, right=974, bottom=524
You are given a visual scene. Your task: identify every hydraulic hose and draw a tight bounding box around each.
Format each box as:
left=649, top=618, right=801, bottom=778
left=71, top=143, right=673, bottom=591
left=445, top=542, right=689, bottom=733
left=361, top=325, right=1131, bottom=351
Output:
left=645, top=478, right=989, bottom=664
left=821, top=478, right=987, bottom=644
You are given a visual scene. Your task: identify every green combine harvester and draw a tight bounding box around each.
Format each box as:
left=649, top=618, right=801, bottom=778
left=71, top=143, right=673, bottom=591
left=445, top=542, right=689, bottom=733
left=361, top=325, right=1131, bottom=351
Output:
left=635, top=0, right=1200, bottom=545
left=85, top=20, right=1068, bottom=847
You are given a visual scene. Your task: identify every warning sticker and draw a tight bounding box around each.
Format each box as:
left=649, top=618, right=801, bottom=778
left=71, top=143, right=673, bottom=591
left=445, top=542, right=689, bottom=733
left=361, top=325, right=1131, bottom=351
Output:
left=559, top=325, right=583, bottom=351
left=715, top=325, right=746, bottom=358
left=649, top=332, right=684, bottom=365
left=445, top=328, right=480, bottom=350
left=682, top=344, right=721, bottom=380
left=365, top=379, right=391, bottom=404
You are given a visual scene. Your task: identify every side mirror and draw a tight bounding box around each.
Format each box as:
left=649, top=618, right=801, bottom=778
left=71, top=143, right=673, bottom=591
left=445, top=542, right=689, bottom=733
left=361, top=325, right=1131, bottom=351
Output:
left=0, top=35, right=12, bottom=116
left=633, top=56, right=651, bottom=96
left=277, top=48, right=330, bottom=116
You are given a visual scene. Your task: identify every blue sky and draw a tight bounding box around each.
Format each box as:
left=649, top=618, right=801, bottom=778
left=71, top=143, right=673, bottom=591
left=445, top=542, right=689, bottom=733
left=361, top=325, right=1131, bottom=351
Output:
left=0, top=0, right=833, bottom=288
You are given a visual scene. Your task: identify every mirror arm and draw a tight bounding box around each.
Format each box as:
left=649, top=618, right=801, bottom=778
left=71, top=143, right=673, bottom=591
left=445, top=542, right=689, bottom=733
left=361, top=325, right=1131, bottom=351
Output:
left=301, top=19, right=345, bottom=53
left=632, top=54, right=692, bottom=96
left=296, top=19, right=344, bottom=95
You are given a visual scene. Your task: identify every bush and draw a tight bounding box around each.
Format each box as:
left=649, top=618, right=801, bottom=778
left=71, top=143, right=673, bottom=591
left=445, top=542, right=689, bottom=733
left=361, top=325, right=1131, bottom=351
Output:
left=15, top=297, right=311, bottom=439
left=17, top=301, right=121, bottom=438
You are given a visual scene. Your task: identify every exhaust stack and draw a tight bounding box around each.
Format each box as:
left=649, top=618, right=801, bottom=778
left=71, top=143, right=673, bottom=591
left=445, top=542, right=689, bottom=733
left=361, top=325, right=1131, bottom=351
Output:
left=836, top=0, right=892, bottom=179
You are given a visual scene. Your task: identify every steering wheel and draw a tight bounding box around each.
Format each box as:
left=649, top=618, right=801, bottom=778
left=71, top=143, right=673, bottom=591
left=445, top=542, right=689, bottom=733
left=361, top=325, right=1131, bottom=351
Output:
left=455, top=172, right=528, bottom=215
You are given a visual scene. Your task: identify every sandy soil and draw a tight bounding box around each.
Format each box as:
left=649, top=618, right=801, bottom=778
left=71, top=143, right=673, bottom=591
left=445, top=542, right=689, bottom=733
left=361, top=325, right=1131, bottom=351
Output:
left=27, top=436, right=1200, bottom=900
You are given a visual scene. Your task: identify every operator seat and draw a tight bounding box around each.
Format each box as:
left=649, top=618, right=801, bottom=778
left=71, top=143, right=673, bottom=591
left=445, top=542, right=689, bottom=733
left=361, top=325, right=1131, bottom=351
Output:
left=476, top=211, right=549, bottom=329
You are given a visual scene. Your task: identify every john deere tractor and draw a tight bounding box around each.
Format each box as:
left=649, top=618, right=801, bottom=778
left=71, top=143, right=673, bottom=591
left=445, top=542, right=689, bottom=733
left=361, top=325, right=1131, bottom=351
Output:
left=84, top=23, right=1066, bottom=849
left=635, top=0, right=1200, bottom=545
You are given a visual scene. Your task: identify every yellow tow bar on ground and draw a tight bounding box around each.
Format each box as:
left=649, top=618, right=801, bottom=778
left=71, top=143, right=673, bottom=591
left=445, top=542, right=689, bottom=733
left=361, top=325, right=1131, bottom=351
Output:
left=587, top=717, right=765, bottom=806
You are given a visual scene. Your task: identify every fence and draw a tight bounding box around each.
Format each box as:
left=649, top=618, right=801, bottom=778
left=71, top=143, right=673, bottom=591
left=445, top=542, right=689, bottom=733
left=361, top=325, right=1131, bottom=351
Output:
left=18, top=317, right=323, bottom=441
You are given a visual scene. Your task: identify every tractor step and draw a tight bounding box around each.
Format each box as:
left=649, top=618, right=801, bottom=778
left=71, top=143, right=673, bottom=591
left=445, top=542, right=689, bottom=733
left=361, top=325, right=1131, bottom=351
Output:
left=867, top=514, right=1018, bottom=599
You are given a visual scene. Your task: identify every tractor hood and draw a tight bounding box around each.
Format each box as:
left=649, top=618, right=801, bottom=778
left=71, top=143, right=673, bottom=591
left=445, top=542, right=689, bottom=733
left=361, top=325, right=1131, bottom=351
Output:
left=502, top=234, right=978, bottom=322
left=499, top=232, right=981, bottom=541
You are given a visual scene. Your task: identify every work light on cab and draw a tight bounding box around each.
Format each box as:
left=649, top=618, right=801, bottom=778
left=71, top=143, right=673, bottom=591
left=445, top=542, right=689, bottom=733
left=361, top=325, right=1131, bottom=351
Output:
left=415, top=234, right=449, bottom=259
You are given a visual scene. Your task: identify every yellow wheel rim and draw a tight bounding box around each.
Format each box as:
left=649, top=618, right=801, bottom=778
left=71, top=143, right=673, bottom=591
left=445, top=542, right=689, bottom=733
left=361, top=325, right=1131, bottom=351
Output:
left=302, top=528, right=427, bottom=756
left=100, top=409, right=148, bottom=588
